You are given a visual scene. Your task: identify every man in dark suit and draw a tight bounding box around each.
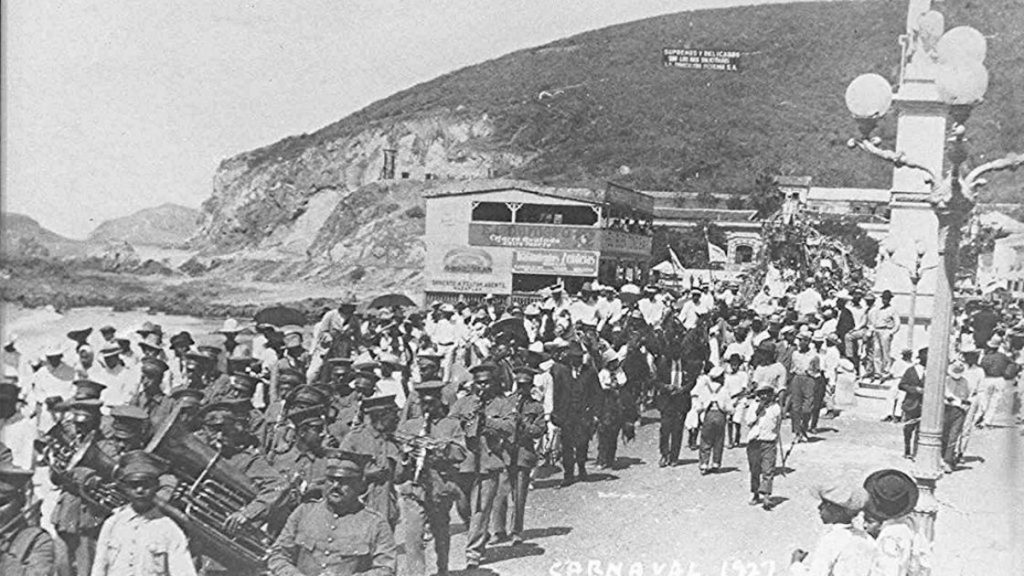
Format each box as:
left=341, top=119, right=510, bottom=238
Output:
left=898, top=348, right=927, bottom=459
left=550, top=342, right=600, bottom=487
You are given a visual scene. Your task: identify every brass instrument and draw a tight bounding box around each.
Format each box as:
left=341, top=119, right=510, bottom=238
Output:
left=39, top=422, right=80, bottom=474
left=145, top=405, right=277, bottom=574
left=64, top=439, right=129, bottom=515
left=391, top=429, right=452, bottom=483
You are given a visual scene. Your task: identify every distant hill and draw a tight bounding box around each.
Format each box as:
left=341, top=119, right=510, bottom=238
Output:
left=88, top=203, right=201, bottom=247
left=1, top=213, right=88, bottom=258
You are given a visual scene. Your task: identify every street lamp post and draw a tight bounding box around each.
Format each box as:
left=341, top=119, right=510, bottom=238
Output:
left=844, top=17, right=1024, bottom=550
left=883, top=240, right=936, bottom=351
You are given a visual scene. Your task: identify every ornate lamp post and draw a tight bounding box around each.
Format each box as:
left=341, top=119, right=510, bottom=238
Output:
left=845, top=18, right=1023, bottom=547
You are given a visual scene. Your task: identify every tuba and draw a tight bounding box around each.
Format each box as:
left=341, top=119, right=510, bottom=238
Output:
left=63, top=438, right=129, bottom=516
left=145, top=405, right=276, bottom=574
left=38, top=422, right=80, bottom=474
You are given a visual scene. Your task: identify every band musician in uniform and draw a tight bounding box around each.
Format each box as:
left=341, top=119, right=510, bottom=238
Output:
left=490, top=365, right=546, bottom=546
left=395, top=380, right=467, bottom=576
left=267, top=458, right=397, bottom=576
left=0, top=462, right=55, bottom=576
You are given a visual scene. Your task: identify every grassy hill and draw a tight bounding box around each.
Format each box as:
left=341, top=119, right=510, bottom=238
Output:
left=234, top=0, right=1024, bottom=202
left=1, top=213, right=87, bottom=259
left=87, top=203, right=201, bottom=248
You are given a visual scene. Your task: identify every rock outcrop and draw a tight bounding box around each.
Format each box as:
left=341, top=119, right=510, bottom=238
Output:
left=88, top=203, right=201, bottom=248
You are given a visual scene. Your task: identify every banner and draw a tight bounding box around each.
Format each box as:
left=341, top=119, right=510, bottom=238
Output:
left=425, top=245, right=512, bottom=294
left=469, top=223, right=597, bottom=250
left=512, top=249, right=600, bottom=276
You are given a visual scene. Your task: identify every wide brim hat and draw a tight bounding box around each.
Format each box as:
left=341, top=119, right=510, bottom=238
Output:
left=169, top=331, right=195, bottom=348
left=863, top=469, right=919, bottom=520
left=217, top=318, right=243, bottom=334
left=67, top=328, right=93, bottom=345
left=138, top=334, right=163, bottom=352
left=986, top=335, right=1002, bottom=348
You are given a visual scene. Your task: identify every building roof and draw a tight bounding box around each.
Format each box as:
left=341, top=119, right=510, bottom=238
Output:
left=807, top=187, right=889, bottom=204
left=653, top=207, right=758, bottom=222
left=424, top=179, right=654, bottom=214
left=776, top=175, right=813, bottom=187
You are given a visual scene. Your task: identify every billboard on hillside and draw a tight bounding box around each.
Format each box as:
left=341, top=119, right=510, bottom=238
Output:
left=662, top=48, right=741, bottom=72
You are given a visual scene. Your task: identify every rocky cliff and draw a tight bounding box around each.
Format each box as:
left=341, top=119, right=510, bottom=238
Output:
left=1, top=213, right=88, bottom=259
left=188, top=0, right=1024, bottom=294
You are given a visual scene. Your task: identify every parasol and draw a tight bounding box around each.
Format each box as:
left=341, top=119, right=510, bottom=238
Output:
left=488, top=317, right=529, bottom=348
left=368, top=293, right=416, bottom=309
left=253, top=306, right=308, bottom=327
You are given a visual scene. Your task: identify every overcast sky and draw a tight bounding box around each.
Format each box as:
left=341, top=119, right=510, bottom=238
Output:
left=3, top=0, right=856, bottom=238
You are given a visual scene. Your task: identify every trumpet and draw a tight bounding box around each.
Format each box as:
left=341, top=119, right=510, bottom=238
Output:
left=391, top=430, right=452, bottom=482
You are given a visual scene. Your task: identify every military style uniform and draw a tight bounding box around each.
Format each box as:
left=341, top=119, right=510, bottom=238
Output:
left=449, top=389, right=516, bottom=566
left=267, top=500, right=397, bottom=576
left=489, top=386, right=546, bottom=542
left=396, top=414, right=467, bottom=576
left=338, top=424, right=401, bottom=528
left=0, top=521, right=55, bottom=576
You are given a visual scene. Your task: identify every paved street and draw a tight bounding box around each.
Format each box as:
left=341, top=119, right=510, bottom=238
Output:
left=398, top=399, right=1022, bottom=576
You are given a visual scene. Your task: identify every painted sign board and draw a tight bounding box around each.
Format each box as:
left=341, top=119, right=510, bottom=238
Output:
left=425, top=244, right=512, bottom=294
left=511, top=249, right=600, bottom=276
left=662, top=48, right=741, bottom=72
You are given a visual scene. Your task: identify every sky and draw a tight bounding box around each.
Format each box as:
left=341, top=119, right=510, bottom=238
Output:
left=2, top=0, right=855, bottom=239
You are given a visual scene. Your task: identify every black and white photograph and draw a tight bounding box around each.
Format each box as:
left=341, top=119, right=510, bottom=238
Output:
left=2, top=1, right=1022, bottom=575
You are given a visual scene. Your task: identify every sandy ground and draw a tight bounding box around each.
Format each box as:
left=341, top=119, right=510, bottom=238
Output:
left=403, top=400, right=1022, bottom=576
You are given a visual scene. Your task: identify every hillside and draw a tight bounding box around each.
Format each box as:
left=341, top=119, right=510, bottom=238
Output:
left=189, top=0, right=1024, bottom=292
left=88, top=203, right=201, bottom=247
left=1, top=213, right=88, bottom=259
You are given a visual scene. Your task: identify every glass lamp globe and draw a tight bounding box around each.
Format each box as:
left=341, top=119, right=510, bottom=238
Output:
left=845, top=74, right=893, bottom=119
left=936, top=61, right=989, bottom=106
left=918, top=11, right=946, bottom=52
left=936, top=26, right=987, bottom=64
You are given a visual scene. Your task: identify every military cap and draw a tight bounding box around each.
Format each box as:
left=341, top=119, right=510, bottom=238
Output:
left=226, top=357, right=260, bottom=374
left=277, top=367, right=306, bottom=385
left=542, top=338, right=570, bottom=352
left=362, top=394, right=398, bottom=413
left=376, top=353, right=403, bottom=369
left=352, top=360, right=381, bottom=373
left=140, top=356, right=169, bottom=376
left=228, top=372, right=259, bottom=396
left=286, top=406, right=326, bottom=428
left=169, top=387, right=204, bottom=408
left=67, top=399, right=104, bottom=421
left=73, top=379, right=107, bottom=400
left=0, top=463, right=34, bottom=499
left=325, top=458, right=363, bottom=479
left=286, top=385, right=329, bottom=407
left=115, top=450, right=166, bottom=481
left=468, top=362, right=498, bottom=374
left=199, top=399, right=248, bottom=423
left=67, top=328, right=93, bottom=346
left=512, top=366, right=539, bottom=377
left=109, top=405, right=150, bottom=439
left=348, top=370, right=380, bottom=387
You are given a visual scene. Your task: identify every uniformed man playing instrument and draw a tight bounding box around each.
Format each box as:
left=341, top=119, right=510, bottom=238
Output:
left=193, top=400, right=288, bottom=533
left=267, top=458, right=397, bottom=576
left=490, top=366, right=546, bottom=546
left=395, top=380, right=467, bottom=576
left=268, top=407, right=333, bottom=533
left=0, top=462, right=55, bottom=576
left=448, top=362, right=516, bottom=569
left=337, top=395, right=402, bottom=529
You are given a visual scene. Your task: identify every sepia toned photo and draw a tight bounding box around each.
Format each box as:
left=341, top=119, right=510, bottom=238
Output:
left=1, top=1, right=1021, bottom=575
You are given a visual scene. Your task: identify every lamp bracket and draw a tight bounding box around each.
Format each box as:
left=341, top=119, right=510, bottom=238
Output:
left=850, top=137, right=937, bottom=184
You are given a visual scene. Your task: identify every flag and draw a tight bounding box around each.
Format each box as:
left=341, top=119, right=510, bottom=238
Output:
left=707, top=242, right=728, bottom=264
left=668, top=246, right=686, bottom=275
